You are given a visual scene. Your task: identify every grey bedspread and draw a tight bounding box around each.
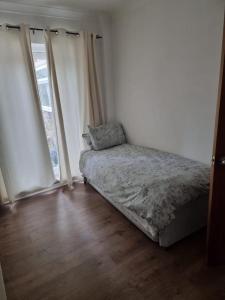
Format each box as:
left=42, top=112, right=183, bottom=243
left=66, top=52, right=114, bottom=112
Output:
left=79, top=144, right=210, bottom=239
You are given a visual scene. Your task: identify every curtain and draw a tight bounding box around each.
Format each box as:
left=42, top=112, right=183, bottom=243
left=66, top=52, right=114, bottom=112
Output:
left=45, top=30, right=104, bottom=182
left=0, top=25, right=55, bottom=201
left=44, top=30, right=105, bottom=182
left=81, top=32, right=105, bottom=127
left=0, top=168, right=8, bottom=204
left=0, top=24, right=105, bottom=201
left=45, top=30, right=75, bottom=184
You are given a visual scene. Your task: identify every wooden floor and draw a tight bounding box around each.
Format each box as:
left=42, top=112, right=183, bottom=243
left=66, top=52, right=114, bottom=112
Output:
left=0, top=183, right=225, bottom=300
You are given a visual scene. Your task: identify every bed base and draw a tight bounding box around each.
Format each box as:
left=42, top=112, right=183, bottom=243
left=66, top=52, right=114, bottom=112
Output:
left=83, top=178, right=208, bottom=247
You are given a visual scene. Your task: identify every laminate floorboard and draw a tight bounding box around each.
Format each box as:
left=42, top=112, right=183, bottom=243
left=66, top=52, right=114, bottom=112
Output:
left=0, top=183, right=225, bottom=300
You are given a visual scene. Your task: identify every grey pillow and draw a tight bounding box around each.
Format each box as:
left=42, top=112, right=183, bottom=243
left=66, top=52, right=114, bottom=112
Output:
left=82, top=133, right=93, bottom=149
left=88, top=122, right=126, bottom=150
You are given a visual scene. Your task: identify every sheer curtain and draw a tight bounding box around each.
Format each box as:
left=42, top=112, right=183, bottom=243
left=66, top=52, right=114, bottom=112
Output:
left=45, top=30, right=105, bottom=181
left=0, top=25, right=55, bottom=201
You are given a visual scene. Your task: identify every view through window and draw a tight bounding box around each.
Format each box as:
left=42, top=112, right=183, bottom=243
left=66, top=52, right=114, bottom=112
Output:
left=32, top=43, right=60, bottom=180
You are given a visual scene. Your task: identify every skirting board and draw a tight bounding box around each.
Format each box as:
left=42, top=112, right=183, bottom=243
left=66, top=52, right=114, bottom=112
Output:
left=0, top=263, right=7, bottom=300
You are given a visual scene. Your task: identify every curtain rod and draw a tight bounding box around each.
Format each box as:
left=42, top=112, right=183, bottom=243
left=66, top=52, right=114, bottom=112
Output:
left=0, top=24, right=103, bottom=39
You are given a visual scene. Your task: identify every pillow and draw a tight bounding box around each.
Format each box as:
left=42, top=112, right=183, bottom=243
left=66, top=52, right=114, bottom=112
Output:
left=88, top=122, right=126, bottom=150
left=82, top=133, right=93, bottom=149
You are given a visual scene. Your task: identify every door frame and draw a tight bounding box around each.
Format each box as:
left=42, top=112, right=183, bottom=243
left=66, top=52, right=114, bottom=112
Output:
left=207, top=11, right=225, bottom=266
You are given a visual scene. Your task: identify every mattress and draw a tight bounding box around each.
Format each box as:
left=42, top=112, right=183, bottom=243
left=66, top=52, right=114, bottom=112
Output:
left=79, top=144, right=210, bottom=246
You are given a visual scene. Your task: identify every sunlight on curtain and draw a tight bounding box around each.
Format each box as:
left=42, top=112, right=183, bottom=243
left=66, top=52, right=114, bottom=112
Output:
left=0, top=25, right=55, bottom=201
left=0, top=168, right=8, bottom=204
left=0, top=25, right=105, bottom=200
left=45, top=30, right=74, bottom=185
left=45, top=30, right=85, bottom=180
left=45, top=30, right=105, bottom=180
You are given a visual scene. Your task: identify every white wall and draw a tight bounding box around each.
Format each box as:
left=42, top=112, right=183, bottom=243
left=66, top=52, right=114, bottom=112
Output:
left=98, top=14, right=115, bottom=121
left=112, top=0, right=225, bottom=164
left=0, top=1, right=101, bottom=32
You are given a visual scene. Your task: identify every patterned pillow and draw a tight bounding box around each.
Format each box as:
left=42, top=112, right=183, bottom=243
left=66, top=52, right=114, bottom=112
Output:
left=82, top=133, right=93, bottom=149
left=88, top=122, right=126, bottom=150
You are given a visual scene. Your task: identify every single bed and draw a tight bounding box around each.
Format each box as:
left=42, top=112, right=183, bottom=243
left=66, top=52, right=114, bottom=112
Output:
left=79, top=143, right=210, bottom=247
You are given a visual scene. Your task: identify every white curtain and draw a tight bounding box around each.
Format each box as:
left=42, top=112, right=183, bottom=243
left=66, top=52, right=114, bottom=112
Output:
left=0, top=168, right=8, bottom=204
left=0, top=25, right=55, bottom=201
left=45, top=30, right=105, bottom=182
left=0, top=25, right=105, bottom=201
left=45, top=30, right=77, bottom=183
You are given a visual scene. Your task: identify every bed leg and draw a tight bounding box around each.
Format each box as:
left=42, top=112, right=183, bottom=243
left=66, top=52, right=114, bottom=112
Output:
left=83, top=177, right=87, bottom=184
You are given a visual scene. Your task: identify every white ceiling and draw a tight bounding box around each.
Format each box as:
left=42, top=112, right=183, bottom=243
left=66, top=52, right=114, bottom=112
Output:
left=1, top=0, right=126, bottom=12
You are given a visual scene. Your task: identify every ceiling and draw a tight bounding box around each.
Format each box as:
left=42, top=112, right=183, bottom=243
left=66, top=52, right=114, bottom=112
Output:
left=1, top=0, right=126, bottom=12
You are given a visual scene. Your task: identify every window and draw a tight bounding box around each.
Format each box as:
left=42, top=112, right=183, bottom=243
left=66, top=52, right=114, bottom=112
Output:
left=32, top=43, right=60, bottom=180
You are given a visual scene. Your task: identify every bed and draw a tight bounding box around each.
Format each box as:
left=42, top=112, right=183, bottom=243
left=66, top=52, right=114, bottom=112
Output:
left=79, top=143, right=210, bottom=247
